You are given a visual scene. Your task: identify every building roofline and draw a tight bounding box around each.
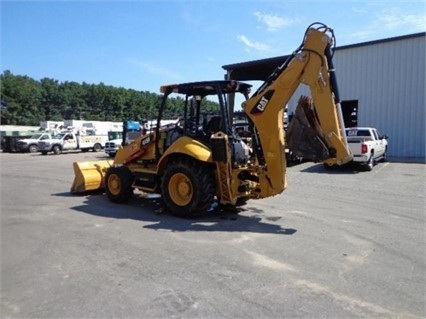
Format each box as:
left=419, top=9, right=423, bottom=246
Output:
left=222, top=32, right=425, bottom=81
left=336, top=32, right=425, bottom=50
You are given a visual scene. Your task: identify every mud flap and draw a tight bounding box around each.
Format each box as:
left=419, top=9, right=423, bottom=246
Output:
left=70, top=160, right=112, bottom=193
left=286, top=96, right=330, bottom=162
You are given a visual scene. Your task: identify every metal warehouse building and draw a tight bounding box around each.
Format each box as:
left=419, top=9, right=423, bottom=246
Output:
left=223, top=32, right=425, bottom=162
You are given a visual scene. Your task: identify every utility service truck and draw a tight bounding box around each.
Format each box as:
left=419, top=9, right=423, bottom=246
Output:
left=104, top=131, right=124, bottom=158
left=105, top=121, right=142, bottom=158
left=39, top=131, right=108, bottom=155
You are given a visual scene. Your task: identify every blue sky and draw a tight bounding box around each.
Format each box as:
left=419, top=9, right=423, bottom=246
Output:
left=1, top=0, right=425, bottom=95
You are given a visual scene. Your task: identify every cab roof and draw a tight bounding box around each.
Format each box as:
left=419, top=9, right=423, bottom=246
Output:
left=160, top=80, right=252, bottom=96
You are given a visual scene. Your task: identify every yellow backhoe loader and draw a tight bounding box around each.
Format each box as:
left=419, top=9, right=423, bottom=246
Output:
left=71, top=22, right=353, bottom=217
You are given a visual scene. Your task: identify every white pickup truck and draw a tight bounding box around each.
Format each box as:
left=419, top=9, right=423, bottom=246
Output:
left=16, top=132, right=52, bottom=153
left=38, top=132, right=108, bottom=155
left=345, top=127, right=388, bottom=171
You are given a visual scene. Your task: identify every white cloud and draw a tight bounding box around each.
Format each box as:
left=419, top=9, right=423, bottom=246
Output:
left=346, top=6, right=425, bottom=43
left=377, top=7, right=425, bottom=31
left=254, top=11, right=299, bottom=32
left=349, top=30, right=375, bottom=41
left=351, top=7, right=367, bottom=14
left=237, top=35, right=269, bottom=52
left=127, top=58, right=183, bottom=81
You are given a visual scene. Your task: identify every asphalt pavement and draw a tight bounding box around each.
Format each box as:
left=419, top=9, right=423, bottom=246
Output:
left=1, top=151, right=425, bottom=319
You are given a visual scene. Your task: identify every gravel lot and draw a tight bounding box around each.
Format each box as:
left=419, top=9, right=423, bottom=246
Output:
left=1, top=151, right=425, bottom=319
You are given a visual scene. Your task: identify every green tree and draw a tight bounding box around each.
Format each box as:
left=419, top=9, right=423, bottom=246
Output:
left=40, top=77, right=66, bottom=121
left=1, top=71, right=220, bottom=125
left=62, top=81, right=88, bottom=120
left=1, top=70, right=43, bottom=125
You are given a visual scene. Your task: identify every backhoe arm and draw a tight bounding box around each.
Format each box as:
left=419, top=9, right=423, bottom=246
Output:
left=243, top=23, right=352, bottom=195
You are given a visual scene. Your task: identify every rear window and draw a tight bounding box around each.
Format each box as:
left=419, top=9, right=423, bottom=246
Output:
left=346, top=129, right=371, bottom=137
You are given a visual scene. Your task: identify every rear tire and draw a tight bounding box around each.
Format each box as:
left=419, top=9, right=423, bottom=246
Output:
left=161, top=157, right=215, bottom=218
left=53, top=145, right=61, bottom=155
left=93, top=143, right=102, bottom=152
left=105, top=166, right=134, bottom=203
left=365, top=153, right=374, bottom=171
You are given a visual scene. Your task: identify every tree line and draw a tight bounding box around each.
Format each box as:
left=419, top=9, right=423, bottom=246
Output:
left=0, top=70, right=219, bottom=126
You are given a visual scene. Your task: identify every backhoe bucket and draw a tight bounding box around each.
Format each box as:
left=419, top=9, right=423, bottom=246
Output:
left=286, top=96, right=330, bottom=162
left=70, top=160, right=112, bottom=193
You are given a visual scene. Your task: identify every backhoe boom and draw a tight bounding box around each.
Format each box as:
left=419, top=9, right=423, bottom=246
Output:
left=243, top=23, right=352, bottom=196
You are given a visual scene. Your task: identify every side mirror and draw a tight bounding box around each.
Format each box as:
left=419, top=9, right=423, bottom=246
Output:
left=381, top=135, right=388, bottom=140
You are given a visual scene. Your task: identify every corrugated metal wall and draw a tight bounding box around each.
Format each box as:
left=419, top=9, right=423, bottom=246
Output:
left=288, top=34, right=425, bottom=161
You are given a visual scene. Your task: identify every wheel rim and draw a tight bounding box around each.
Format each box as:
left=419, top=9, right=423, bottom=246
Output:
left=107, top=174, right=121, bottom=196
left=168, top=173, right=193, bottom=206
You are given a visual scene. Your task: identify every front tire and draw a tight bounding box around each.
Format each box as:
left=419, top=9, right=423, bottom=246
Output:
left=381, top=147, right=388, bottom=162
left=161, top=157, right=215, bottom=218
left=105, top=166, right=134, bottom=203
left=28, top=144, right=38, bottom=153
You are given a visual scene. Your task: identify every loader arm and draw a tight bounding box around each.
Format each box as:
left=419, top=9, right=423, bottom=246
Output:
left=243, top=23, right=352, bottom=194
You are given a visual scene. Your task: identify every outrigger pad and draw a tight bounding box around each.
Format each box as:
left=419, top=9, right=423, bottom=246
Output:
left=70, top=160, right=112, bottom=193
left=286, top=96, right=330, bottom=162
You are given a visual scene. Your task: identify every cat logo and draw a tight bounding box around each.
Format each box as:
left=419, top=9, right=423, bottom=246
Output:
left=250, top=90, right=275, bottom=115
left=142, top=136, right=151, bottom=146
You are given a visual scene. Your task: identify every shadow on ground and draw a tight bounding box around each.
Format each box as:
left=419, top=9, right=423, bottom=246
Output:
left=59, top=191, right=297, bottom=236
left=299, top=162, right=372, bottom=174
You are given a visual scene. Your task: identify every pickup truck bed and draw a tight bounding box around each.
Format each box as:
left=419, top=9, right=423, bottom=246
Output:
left=346, top=127, right=388, bottom=171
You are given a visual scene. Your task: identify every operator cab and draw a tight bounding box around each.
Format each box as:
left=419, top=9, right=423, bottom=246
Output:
left=156, top=80, right=252, bottom=162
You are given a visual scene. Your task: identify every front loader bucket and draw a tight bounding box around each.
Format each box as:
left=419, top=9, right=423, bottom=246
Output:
left=70, top=160, right=112, bottom=193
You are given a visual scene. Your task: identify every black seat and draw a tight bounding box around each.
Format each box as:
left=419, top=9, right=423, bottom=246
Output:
left=204, top=116, right=223, bottom=136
